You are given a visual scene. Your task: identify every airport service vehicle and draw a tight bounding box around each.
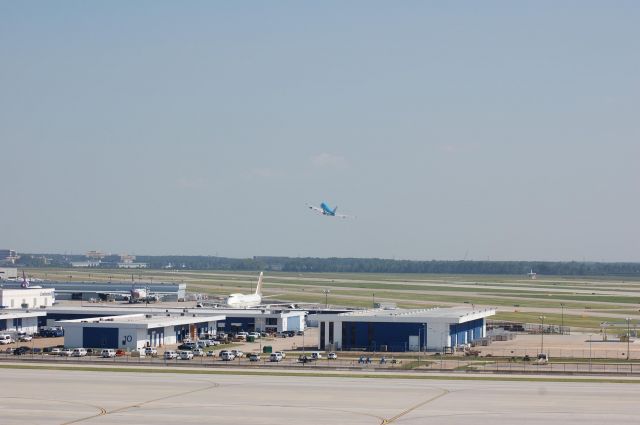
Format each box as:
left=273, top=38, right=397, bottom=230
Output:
left=164, top=351, right=178, bottom=360
left=230, top=350, right=244, bottom=358
left=72, top=348, right=87, bottom=357
left=269, top=353, right=283, bottom=362
left=144, top=347, right=158, bottom=357
left=101, top=349, right=116, bottom=358
left=17, top=332, right=33, bottom=342
left=328, top=352, right=337, bottom=360
left=179, top=350, right=194, bottom=360
left=131, top=349, right=146, bottom=358
left=311, top=352, right=322, bottom=360
left=60, top=348, right=73, bottom=357
left=249, top=354, right=261, bottom=362
left=192, top=348, right=205, bottom=357
left=0, top=334, right=14, bottom=345
left=221, top=351, right=236, bottom=361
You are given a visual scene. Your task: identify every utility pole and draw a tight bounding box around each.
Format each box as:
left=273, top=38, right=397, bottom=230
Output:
left=539, top=316, right=545, bottom=354
left=560, top=303, right=565, bottom=335
left=626, top=317, right=632, bottom=361
left=323, top=289, right=330, bottom=309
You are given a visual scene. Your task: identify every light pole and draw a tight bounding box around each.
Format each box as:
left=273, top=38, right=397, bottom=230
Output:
left=589, top=333, right=593, bottom=372
left=626, top=317, right=631, bottom=361
left=323, top=289, right=330, bottom=308
left=560, top=303, right=565, bottom=335
left=539, top=316, right=545, bottom=354
left=372, top=293, right=375, bottom=308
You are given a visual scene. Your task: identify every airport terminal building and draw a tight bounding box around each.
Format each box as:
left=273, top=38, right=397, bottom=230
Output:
left=310, top=307, right=495, bottom=352
left=61, top=313, right=225, bottom=350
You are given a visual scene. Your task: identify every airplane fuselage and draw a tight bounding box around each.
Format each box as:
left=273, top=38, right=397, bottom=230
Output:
left=225, top=293, right=262, bottom=308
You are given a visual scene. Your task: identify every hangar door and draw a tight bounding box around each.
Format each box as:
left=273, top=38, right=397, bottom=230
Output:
left=83, top=327, right=118, bottom=349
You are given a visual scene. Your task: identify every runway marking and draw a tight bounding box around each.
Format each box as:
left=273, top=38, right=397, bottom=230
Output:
left=60, top=380, right=221, bottom=424
left=0, top=397, right=108, bottom=424
left=381, top=388, right=450, bottom=424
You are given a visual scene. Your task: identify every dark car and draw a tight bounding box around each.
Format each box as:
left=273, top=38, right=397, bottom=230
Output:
left=13, top=346, right=31, bottom=355
left=178, top=343, right=196, bottom=350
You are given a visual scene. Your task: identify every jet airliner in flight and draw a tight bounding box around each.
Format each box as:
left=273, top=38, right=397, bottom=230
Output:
left=306, top=202, right=354, bottom=219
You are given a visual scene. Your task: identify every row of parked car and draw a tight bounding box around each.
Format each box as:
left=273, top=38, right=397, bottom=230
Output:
left=0, top=332, right=34, bottom=344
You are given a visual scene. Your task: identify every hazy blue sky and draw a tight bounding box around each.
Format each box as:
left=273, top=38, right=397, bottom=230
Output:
left=1, top=2, right=639, bottom=261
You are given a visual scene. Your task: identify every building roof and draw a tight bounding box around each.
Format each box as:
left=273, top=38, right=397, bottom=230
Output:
left=0, top=309, right=47, bottom=319
left=48, top=305, right=306, bottom=318
left=59, top=313, right=226, bottom=329
left=311, top=307, right=495, bottom=324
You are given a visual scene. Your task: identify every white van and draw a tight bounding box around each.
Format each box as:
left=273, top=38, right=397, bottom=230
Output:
left=72, top=348, right=87, bottom=357
left=221, top=351, right=236, bottom=361
left=0, top=335, right=14, bottom=345
left=101, top=349, right=116, bottom=358
left=164, top=350, right=178, bottom=360
left=269, top=353, right=283, bottom=362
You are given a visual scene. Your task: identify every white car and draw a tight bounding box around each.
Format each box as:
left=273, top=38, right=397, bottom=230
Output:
left=248, top=332, right=261, bottom=339
left=269, top=353, right=283, bottom=362
left=179, top=350, right=194, bottom=360
left=144, top=347, right=158, bottom=357
left=275, top=351, right=286, bottom=359
left=49, top=348, right=62, bottom=355
left=221, top=351, right=236, bottom=361
left=18, top=333, right=33, bottom=342
left=192, top=348, right=205, bottom=357
left=328, top=352, right=337, bottom=360
left=231, top=350, right=244, bottom=358
left=164, top=350, right=178, bottom=360
left=0, top=334, right=14, bottom=345
left=72, top=348, right=88, bottom=357
left=60, top=348, right=73, bottom=356
left=311, top=352, right=322, bottom=360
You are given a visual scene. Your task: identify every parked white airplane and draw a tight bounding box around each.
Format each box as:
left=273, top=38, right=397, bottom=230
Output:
left=225, top=272, right=264, bottom=308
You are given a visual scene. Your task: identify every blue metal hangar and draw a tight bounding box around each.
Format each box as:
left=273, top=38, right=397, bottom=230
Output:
left=60, top=313, right=225, bottom=350
left=310, top=307, right=495, bottom=352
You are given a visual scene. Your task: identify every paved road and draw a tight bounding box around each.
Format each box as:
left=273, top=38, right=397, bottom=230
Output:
left=1, top=368, right=638, bottom=424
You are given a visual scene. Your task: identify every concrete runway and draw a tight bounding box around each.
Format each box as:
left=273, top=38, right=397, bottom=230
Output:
left=1, top=368, right=638, bottom=424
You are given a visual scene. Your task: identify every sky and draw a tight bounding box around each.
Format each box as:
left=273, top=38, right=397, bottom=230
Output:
left=1, top=1, right=639, bottom=261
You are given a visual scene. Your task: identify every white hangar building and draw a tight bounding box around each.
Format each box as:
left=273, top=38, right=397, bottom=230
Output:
left=0, top=310, right=47, bottom=335
left=60, top=313, right=225, bottom=350
left=310, top=307, right=495, bottom=352
left=0, top=287, right=55, bottom=309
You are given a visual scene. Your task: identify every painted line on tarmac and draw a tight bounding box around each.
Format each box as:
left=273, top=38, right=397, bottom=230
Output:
left=382, top=388, right=450, bottom=424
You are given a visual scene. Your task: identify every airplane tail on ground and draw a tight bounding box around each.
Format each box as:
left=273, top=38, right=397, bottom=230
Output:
left=21, top=270, right=29, bottom=288
left=255, top=272, right=264, bottom=295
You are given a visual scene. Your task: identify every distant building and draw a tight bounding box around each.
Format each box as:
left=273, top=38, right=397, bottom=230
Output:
left=0, top=287, right=55, bottom=309
left=71, top=261, right=101, bottom=268
left=0, top=249, right=19, bottom=264
left=117, top=262, right=147, bottom=269
left=86, top=251, right=106, bottom=260
left=0, top=267, right=18, bottom=280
